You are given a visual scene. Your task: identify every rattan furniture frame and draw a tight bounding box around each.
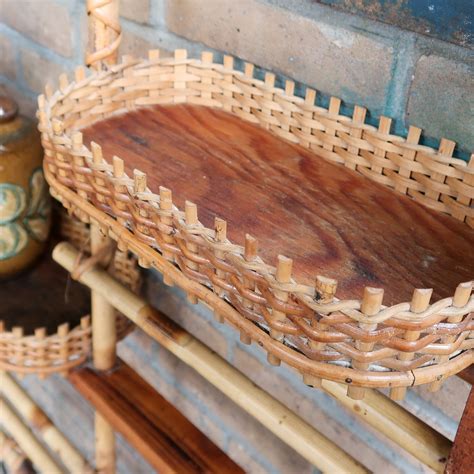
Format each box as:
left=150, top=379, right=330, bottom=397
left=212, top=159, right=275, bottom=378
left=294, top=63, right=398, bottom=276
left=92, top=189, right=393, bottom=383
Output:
left=2, top=1, right=471, bottom=472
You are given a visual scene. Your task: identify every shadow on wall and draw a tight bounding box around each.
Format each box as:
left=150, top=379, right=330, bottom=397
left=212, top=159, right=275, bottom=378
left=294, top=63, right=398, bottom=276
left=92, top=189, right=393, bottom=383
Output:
left=316, top=0, right=473, bottom=47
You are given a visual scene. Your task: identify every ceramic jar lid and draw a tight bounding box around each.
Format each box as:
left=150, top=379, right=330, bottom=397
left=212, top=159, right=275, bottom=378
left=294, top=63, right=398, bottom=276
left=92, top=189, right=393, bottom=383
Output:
left=0, top=96, right=18, bottom=123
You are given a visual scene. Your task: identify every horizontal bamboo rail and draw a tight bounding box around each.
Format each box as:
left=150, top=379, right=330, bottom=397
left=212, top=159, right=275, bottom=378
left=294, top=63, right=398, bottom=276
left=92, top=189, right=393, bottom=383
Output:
left=0, top=396, right=62, bottom=474
left=0, top=371, right=91, bottom=473
left=319, top=380, right=450, bottom=472
left=54, top=241, right=452, bottom=472
left=54, top=241, right=367, bottom=473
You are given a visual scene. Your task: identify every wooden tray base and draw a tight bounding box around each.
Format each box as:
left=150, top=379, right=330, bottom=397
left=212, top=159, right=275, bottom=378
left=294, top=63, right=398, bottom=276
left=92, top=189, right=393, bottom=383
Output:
left=83, top=104, right=474, bottom=305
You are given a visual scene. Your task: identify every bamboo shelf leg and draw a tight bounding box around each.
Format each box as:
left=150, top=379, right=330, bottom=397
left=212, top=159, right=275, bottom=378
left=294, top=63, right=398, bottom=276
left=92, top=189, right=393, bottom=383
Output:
left=85, top=2, right=120, bottom=472
left=90, top=222, right=117, bottom=474
left=95, top=413, right=116, bottom=474
left=0, top=397, right=62, bottom=474
left=91, top=224, right=117, bottom=370
left=0, top=371, right=91, bottom=473
left=53, top=241, right=453, bottom=473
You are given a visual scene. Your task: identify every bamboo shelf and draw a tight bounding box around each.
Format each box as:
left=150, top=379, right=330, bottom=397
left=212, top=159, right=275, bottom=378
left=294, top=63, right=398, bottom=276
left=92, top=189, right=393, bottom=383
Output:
left=0, top=211, right=139, bottom=375
left=38, top=49, right=474, bottom=399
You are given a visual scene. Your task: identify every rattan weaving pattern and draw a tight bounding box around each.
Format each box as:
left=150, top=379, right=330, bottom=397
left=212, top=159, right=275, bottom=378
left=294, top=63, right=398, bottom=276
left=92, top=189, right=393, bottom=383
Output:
left=38, top=50, right=473, bottom=397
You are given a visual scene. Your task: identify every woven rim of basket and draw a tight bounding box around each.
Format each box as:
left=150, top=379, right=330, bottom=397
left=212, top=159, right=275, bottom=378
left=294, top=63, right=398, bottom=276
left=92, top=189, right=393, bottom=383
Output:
left=37, top=50, right=473, bottom=391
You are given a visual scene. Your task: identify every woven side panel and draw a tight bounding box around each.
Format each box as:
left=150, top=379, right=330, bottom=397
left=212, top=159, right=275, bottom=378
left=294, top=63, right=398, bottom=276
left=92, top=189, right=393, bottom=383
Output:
left=42, top=51, right=474, bottom=225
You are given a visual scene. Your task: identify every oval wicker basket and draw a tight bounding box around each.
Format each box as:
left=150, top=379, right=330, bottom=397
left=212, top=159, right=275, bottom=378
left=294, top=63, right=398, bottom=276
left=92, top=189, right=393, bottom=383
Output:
left=38, top=49, right=473, bottom=399
left=0, top=210, right=139, bottom=376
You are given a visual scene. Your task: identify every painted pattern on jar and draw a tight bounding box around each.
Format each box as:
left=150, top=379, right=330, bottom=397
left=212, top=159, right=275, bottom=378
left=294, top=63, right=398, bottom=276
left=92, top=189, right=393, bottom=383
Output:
left=0, top=97, right=51, bottom=277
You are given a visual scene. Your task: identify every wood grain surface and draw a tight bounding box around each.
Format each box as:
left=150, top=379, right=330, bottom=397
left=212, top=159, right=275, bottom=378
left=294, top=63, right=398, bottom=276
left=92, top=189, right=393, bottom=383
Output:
left=458, top=365, right=474, bottom=385
left=445, top=385, right=474, bottom=473
left=83, top=105, right=474, bottom=304
left=69, top=359, right=243, bottom=473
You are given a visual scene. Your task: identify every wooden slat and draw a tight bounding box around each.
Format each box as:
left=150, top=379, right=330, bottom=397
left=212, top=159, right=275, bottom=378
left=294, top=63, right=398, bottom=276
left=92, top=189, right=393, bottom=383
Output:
left=445, top=386, right=474, bottom=473
left=69, top=360, right=242, bottom=474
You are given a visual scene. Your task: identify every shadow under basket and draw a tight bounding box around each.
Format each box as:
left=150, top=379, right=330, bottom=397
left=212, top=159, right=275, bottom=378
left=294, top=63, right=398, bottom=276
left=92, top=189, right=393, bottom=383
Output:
left=38, top=49, right=473, bottom=399
left=0, top=210, right=140, bottom=376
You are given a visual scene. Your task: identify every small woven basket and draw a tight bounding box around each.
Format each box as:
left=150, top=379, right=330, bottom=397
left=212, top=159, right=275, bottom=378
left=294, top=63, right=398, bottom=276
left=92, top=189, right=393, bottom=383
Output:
left=0, top=209, right=140, bottom=376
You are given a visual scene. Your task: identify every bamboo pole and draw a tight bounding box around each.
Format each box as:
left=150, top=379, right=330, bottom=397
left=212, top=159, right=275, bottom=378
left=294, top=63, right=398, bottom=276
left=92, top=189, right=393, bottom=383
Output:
left=53, top=241, right=366, bottom=473
left=90, top=222, right=116, bottom=474
left=90, top=149, right=117, bottom=473
left=85, top=3, right=121, bottom=472
left=53, top=241, right=453, bottom=472
left=320, top=380, right=449, bottom=473
left=86, top=0, right=121, bottom=70
left=90, top=151, right=117, bottom=372
left=95, top=413, right=115, bottom=474
left=0, top=371, right=91, bottom=473
left=0, top=397, right=62, bottom=474
left=0, top=430, right=34, bottom=474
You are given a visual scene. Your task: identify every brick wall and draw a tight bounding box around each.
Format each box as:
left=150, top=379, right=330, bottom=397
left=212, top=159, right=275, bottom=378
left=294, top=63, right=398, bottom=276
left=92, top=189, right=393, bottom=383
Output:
left=1, top=1, right=472, bottom=472
left=1, top=0, right=472, bottom=153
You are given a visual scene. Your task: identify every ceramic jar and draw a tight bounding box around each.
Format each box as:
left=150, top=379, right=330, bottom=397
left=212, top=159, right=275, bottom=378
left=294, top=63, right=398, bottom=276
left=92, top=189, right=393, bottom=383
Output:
left=0, top=96, right=51, bottom=278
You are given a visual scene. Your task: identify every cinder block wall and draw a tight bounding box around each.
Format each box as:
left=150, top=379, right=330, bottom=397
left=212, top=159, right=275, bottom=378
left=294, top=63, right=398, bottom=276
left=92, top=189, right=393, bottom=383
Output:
left=1, top=0, right=472, bottom=153
left=1, top=1, right=472, bottom=473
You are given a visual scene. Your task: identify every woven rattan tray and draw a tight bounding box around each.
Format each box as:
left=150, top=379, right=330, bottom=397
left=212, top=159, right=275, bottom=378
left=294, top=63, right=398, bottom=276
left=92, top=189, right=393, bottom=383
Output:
left=0, top=210, right=139, bottom=375
left=38, top=49, right=473, bottom=399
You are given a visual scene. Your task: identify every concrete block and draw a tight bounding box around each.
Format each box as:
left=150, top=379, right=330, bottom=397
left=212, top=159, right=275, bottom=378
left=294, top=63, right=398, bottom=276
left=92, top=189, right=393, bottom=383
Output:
left=1, top=0, right=73, bottom=57
left=166, top=0, right=395, bottom=112
left=145, top=274, right=228, bottom=359
left=227, top=440, right=268, bottom=474
left=120, top=0, right=150, bottom=24
left=21, top=49, right=66, bottom=94
left=0, top=33, right=17, bottom=80
left=119, top=28, right=171, bottom=58
left=407, top=54, right=474, bottom=151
